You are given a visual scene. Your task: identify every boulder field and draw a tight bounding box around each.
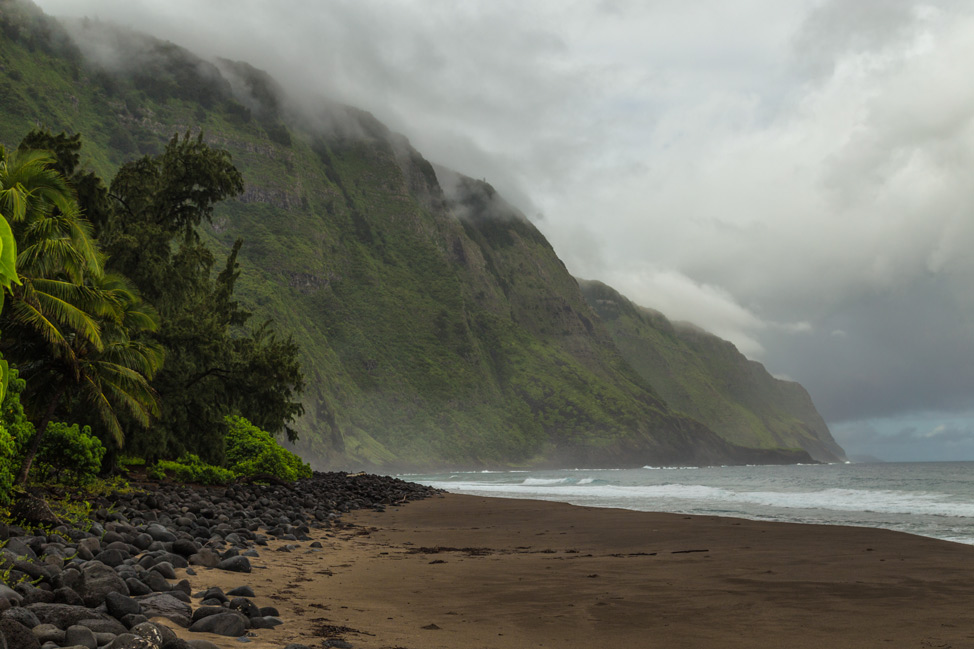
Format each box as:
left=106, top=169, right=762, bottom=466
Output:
left=0, top=472, right=438, bottom=649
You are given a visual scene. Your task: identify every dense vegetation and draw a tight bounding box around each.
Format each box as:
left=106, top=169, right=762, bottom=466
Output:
left=0, top=0, right=841, bottom=473
left=0, top=125, right=306, bottom=498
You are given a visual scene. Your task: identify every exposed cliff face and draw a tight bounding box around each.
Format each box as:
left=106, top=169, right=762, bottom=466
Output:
left=579, top=280, right=845, bottom=462
left=0, top=2, right=832, bottom=469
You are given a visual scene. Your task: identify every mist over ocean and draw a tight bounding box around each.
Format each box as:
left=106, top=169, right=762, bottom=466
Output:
left=403, top=462, right=974, bottom=545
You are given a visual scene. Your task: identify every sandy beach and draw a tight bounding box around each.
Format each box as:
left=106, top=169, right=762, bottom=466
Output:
left=173, top=492, right=974, bottom=648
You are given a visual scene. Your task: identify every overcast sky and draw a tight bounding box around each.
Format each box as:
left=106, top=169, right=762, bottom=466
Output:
left=33, top=0, right=974, bottom=461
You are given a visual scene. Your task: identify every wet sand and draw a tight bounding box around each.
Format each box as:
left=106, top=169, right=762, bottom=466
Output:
left=173, top=492, right=974, bottom=648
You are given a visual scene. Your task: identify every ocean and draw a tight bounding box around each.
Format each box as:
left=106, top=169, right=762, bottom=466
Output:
left=402, top=461, right=974, bottom=545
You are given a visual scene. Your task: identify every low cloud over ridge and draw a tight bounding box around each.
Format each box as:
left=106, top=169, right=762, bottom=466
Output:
left=33, top=0, right=974, bottom=458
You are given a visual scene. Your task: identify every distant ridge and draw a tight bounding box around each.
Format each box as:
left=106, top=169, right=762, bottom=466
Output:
left=579, top=280, right=845, bottom=462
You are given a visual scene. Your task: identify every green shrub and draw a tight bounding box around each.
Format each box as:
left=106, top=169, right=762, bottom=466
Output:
left=144, top=417, right=311, bottom=485
left=0, top=368, right=29, bottom=505
left=0, top=367, right=35, bottom=459
left=34, top=422, right=106, bottom=484
left=118, top=455, right=146, bottom=469
left=0, top=423, right=15, bottom=505
left=150, top=453, right=237, bottom=485
left=225, top=415, right=311, bottom=482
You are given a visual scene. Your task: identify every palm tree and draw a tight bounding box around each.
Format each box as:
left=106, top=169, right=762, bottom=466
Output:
left=12, top=273, right=164, bottom=484
left=0, top=148, right=20, bottom=297
left=0, top=146, right=163, bottom=484
left=2, top=147, right=105, bottom=348
left=0, top=145, right=26, bottom=404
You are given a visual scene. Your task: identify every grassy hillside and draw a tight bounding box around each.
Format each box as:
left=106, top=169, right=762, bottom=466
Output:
left=0, top=0, right=826, bottom=469
left=579, top=280, right=845, bottom=462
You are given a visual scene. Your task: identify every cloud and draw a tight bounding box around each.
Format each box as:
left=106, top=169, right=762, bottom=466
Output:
left=601, top=266, right=768, bottom=356
left=833, top=414, right=974, bottom=461
left=30, top=0, right=974, bottom=447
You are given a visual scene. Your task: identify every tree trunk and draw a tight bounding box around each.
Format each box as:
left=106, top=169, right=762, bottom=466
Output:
left=15, top=382, right=66, bottom=486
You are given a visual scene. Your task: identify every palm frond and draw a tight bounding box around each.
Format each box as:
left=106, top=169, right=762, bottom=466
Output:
left=100, top=339, right=166, bottom=378
left=8, top=298, right=72, bottom=351
left=90, top=363, right=160, bottom=421
left=80, top=374, right=125, bottom=446
left=0, top=186, right=28, bottom=223
left=17, top=239, right=89, bottom=282
left=31, top=278, right=120, bottom=320
left=30, top=290, right=104, bottom=351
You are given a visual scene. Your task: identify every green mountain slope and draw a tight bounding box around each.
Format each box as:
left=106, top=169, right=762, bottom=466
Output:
left=0, top=1, right=827, bottom=469
left=579, top=280, right=845, bottom=462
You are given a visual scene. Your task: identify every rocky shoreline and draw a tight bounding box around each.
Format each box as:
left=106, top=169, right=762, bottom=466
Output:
left=0, top=472, right=439, bottom=649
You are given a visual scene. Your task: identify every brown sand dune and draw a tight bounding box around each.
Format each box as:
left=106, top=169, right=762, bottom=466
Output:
left=173, top=493, right=974, bottom=649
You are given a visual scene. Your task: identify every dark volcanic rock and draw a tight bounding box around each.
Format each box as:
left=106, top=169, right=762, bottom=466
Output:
left=135, top=593, right=192, bottom=623
left=173, top=579, right=191, bottom=596
left=143, top=569, right=172, bottom=593
left=10, top=494, right=62, bottom=528
left=146, top=524, right=177, bottom=543
left=53, top=586, right=85, bottom=606
left=187, top=549, right=220, bottom=568
left=131, top=621, right=165, bottom=646
left=94, top=548, right=129, bottom=567
left=228, top=597, right=260, bottom=618
left=0, top=586, right=22, bottom=607
left=16, top=583, right=55, bottom=605
left=0, top=616, right=41, bottom=649
left=105, top=592, right=142, bottom=620
left=121, top=612, right=150, bottom=629
left=161, top=639, right=193, bottom=649
left=64, top=624, right=98, bottom=649
left=147, top=621, right=179, bottom=646
left=107, top=632, right=156, bottom=648
left=77, top=616, right=128, bottom=634
left=171, top=539, right=198, bottom=558
left=225, top=585, right=254, bottom=598
left=26, top=602, right=117, bottom=629
left=249, top=615, right=282, bottom=629
left=190, top=606, right=226, bottom=623
left=215, top=556, right=250, bottom=573
left=31, top=623, right=63, bottom=643
left=187, top=611, right=248, bottom=636
left=183, top=640, right=220, bottom=649
left=80, top=560, right=130, bottom=607
left=2, top=605, right=41, bottom=628
left=12, top=558, right=56, bottom=583
left=125, top=577, right=153, bottom=597
left=196, top=587, right=226, bottom=603
left=150, top=561, right=176, bottom=579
